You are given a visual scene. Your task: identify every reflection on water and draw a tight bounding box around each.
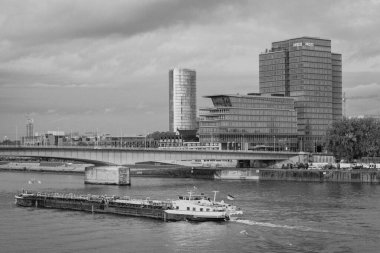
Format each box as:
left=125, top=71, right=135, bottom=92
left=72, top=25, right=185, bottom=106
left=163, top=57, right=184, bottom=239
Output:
left=1, top=171, right=380, bottom=253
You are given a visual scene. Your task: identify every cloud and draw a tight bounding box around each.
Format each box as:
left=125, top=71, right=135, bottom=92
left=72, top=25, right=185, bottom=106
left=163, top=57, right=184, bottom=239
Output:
left=0, top=0, right=241, bottom=44
left=47, top=109, right=57, bottom=114
left=1, top=0, right=379, bottom=88
left=346, top=83, right=380, bottom=100
left=50, top=116, right=69, bottom=123
left=345, top=82, right=380, bottom=116
left=1, top=0, right=380, bottom=137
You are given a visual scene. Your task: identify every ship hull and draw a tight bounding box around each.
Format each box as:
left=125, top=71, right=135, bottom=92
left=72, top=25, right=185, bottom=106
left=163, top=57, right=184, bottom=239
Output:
left=164, top=210, right=228, bottom=222
left=164, top=213, right=227, bottom=222
left=15, top=195, right=166, bottom=220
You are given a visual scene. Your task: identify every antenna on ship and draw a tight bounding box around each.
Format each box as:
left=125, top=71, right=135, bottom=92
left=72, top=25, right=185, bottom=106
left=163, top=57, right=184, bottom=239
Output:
left=187, top=190, right=192, bottom=200
left=212, top=191, right=219, bottom=202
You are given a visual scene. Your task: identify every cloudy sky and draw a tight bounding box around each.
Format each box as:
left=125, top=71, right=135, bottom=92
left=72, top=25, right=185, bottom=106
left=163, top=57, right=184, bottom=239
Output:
left=1, top=0, right=380, bottom=139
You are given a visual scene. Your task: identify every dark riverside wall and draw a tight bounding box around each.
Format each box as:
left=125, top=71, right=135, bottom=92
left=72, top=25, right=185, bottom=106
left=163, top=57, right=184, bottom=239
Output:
left=130, top=167, right=215, bottom=179
left=259, top=169, right=380, bottom=183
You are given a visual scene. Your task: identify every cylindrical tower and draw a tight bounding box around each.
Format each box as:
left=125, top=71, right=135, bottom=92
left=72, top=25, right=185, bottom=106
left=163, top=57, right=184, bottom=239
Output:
left=169, top=68, right=197, bottom=133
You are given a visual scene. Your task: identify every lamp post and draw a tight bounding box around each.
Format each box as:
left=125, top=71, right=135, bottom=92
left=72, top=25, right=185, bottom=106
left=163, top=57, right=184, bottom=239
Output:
left=15, top=125, right=18, bottom=146
left=120, top=130, right=122, bottom=148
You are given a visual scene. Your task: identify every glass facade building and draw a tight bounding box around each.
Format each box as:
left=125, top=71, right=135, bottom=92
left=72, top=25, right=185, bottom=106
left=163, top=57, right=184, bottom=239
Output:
left=199, top=94, right=298, bottom=151
left=169, top=68, right=197, bottom=133
left=259, top=37, right=342, bottom=152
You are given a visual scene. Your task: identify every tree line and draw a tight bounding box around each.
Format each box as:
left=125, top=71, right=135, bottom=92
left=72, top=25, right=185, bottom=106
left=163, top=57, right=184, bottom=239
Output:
left=325, top=117, right=380, bottom=162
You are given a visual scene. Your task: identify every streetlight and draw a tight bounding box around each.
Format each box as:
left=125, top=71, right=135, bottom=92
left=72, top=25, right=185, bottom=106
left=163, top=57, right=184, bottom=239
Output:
left=15, top=125, right=18, bottom=146
left=145, top=132, right=148, bottom=149
left=120, top=129, right=122, bottom=148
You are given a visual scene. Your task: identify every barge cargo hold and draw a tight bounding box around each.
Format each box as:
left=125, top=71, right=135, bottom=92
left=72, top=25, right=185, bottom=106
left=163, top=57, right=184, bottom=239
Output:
left=15, top=191, right=242, bottom=222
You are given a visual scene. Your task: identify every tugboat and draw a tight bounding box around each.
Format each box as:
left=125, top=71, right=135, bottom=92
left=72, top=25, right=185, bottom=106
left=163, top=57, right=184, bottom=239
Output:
left=15, top=190, right=242, bottom=222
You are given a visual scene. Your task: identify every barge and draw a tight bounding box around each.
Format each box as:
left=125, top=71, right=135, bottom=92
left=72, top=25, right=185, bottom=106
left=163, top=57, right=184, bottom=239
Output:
left=15, top=190, right=242, bottom=222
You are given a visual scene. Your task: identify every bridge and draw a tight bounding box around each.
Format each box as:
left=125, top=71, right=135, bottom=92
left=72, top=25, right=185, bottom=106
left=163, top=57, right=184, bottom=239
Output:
left=0, top=146, right=304, bottom=166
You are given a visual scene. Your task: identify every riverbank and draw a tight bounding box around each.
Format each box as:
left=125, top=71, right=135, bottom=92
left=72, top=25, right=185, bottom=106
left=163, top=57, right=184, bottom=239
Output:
left=0, top=162, right=89, bottom=174
left=260, top=169, right=380, bottom=183
left=0, top=162, right=215, bottom=178
left=2, top=162, right=380, bottom=183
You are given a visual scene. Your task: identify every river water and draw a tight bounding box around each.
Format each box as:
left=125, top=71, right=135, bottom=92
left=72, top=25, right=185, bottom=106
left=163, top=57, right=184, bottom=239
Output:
left=0, top=171, right=379, bottom=253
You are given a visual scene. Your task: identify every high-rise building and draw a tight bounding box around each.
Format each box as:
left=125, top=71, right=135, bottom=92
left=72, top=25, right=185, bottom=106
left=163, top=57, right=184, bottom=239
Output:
left=259, top=37, right=342, bottom=152
left=169, top=68, right=197, bottom=133
left=26, top=118, right=34, bottom=137
left=199, top=93, right=298, bottom=151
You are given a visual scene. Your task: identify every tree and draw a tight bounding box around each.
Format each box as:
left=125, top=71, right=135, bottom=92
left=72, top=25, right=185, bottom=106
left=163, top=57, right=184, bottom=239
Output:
left=325, top=118, right=380, bottom=162
left=148, top=131, right=176, bottom=140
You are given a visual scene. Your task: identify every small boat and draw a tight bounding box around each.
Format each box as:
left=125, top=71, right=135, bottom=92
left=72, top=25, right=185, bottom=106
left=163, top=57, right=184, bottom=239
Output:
left=15, top=190, right=242, bottom=222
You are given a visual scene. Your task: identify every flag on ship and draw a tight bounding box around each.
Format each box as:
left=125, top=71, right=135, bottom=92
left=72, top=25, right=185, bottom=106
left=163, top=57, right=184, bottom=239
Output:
left=227, top=194, right=235, bottom=200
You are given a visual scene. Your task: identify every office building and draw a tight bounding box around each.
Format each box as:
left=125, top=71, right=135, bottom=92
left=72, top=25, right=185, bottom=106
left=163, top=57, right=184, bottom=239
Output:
left=259, top=37, right=342, bottom=152
left=198, top=93, right=298, bottom=151
left=26, top=118, right=34, bottom=137
left=169, top=68, right=197, bottom=133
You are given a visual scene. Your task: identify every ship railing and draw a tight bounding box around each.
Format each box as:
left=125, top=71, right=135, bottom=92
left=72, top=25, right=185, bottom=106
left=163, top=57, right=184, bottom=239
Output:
left=31, top=191, right=112, bottom=202
left=114, top=198, right=173, bottom=207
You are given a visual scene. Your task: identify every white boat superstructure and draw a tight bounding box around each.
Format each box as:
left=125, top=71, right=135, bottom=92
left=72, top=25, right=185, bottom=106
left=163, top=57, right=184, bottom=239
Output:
left=164, top=191, right=243, bottom=221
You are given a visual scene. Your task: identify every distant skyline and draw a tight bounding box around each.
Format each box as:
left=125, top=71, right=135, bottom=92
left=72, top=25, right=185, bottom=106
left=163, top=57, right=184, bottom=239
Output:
left=1, top=0, right=380, bottom=139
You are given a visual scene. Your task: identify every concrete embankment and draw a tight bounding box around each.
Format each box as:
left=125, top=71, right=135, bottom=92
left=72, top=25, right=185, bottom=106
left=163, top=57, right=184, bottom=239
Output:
left=0, top=162, right=90, bottom=174
left=0, top=162, right=215, bottom=179
left=260, top=169, right=380, bottom=183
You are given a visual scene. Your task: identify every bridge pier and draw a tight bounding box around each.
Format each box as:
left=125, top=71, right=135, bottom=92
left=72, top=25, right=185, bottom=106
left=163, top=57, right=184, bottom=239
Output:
left=84, top=166, right=130, bottom=185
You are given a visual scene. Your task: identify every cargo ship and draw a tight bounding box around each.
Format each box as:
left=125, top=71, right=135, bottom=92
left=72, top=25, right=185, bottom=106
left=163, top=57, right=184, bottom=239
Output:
left=15, top=190, right=242, bottom=222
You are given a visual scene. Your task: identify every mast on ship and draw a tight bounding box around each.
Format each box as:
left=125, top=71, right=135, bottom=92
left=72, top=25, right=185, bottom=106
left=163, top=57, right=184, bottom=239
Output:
left=212, top=191, right=219, bottom=202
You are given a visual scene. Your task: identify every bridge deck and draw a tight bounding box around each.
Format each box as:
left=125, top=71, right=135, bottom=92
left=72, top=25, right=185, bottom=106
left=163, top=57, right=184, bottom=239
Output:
left=0, top=146, right=303, bottom=165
